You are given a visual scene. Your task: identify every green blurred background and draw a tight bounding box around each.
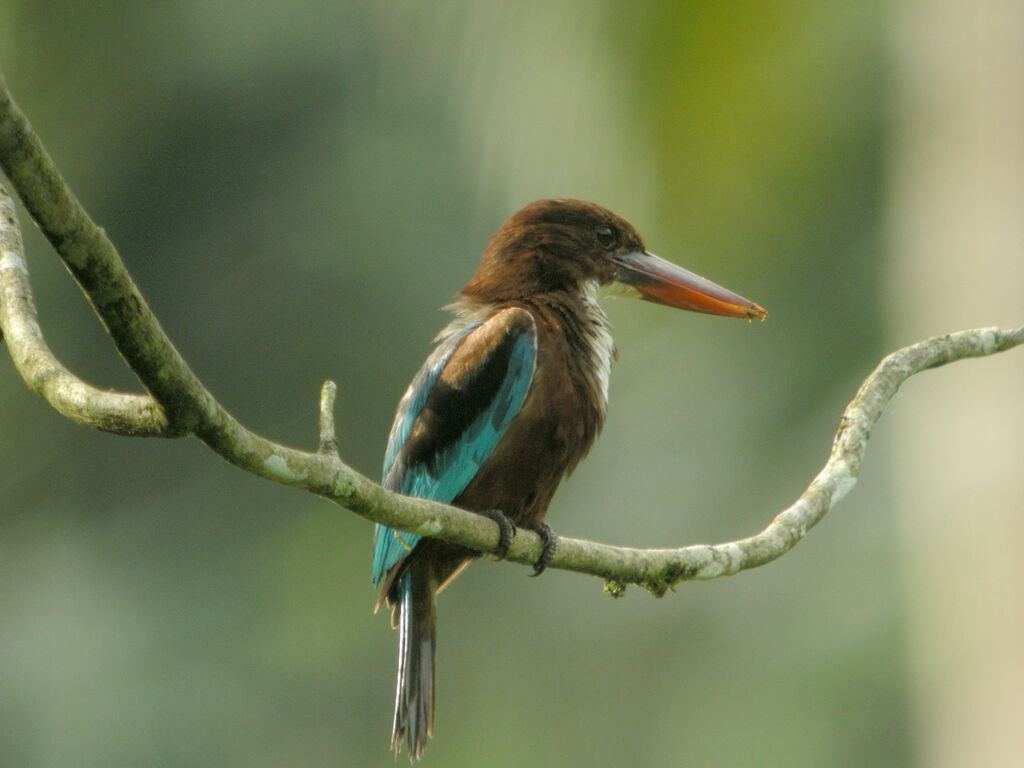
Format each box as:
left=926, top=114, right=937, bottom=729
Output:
left=2, top=2, right=1022, bottom=767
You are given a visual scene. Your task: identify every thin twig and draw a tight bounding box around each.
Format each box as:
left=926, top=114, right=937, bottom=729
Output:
left=318, top=380, right=339, bottom=455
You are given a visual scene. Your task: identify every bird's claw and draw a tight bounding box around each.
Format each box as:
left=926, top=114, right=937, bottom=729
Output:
left=480, top=508, right=516, bottom=559
left=529, top=523, right=557, bottom=577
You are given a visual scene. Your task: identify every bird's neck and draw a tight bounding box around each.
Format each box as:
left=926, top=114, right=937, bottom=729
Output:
left=550, top=281, right=615, bottom=414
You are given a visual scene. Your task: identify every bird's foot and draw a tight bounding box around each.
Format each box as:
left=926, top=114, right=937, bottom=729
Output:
left=529, top=523, right=557, bottom=577
left=480, top=508, right=516, bottom=559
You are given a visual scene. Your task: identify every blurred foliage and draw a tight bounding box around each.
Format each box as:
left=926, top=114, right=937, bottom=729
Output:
left=0, top=2, right=906, bottom=766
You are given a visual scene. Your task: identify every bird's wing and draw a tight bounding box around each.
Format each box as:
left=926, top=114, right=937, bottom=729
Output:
left=372, top=307, right=538, bottom=590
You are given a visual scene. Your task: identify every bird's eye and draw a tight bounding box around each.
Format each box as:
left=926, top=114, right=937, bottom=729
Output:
left=594, top=225, right=617, bottom=251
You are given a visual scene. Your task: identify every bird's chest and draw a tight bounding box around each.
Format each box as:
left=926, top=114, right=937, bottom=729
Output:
left=524, top=329, right=609, bottom=456
left=454, top=309, right=611, bottom=525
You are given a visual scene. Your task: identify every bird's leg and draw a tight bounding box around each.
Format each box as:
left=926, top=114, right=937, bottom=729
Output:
left=529, top=523, right=557, bottom=577
left=479, top=508, right=516, bottom=559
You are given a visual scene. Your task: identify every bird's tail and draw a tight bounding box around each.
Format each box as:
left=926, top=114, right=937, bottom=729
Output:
left=392, top=566, right=436, bottom=762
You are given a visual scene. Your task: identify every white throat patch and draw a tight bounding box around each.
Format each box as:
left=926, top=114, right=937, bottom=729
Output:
left=580, top=280, right=616, bottom=410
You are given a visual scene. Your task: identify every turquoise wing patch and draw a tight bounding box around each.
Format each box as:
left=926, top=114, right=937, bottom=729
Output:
left=372, top=316, right=536, bottom=587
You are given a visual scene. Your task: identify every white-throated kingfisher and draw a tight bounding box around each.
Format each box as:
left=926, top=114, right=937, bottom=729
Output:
left=372, top=199, right=766, bottom=760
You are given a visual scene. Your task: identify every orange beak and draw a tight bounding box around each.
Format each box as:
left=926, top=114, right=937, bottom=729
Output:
left=612, top=250, right=766, bottom=320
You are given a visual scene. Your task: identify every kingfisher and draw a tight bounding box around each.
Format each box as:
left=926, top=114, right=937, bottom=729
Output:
left=372, top=199, right=765, bottom=760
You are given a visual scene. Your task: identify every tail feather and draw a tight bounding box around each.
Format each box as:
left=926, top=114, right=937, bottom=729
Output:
left=391, top=567, right=436, bottom=761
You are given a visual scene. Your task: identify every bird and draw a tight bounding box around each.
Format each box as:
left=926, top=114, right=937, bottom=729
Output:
left=372, top=199, right=766, bottom=760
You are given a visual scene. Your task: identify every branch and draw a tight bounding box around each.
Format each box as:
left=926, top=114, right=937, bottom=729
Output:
left=0, top=185, right=175, bottom=436
left=2, top=75, right=1023, bottom=596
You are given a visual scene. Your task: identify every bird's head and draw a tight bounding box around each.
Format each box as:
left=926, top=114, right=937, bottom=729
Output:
left=460, top=199, right=766, bottom=320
